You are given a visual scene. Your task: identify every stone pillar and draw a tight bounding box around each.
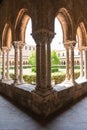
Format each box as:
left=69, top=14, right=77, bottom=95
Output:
left=2, top=47, right=7, bottom=80
left=84, top=50, right=87, bottom=79
left=79, top=50, right=84, bottom=78
left=13, top=42, right=19, bottom=85
left=32, top=30, right=54, bottom=94
left=70, top=42, right=75, bottom=84
left=19, top=44, right=24, bottom=83
left=64, top=45, right=70, bottom=80
left=6, top=49, right=10, bottom=80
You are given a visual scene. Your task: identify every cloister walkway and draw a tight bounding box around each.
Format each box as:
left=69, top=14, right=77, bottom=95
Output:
left=0, top=94, right=87, bottom=130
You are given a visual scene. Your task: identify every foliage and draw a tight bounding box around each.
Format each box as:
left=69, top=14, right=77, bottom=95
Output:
left=51, top=51, right=60, bottom=66
left=51, top=66, right=59, bottom=72
left=10, top=73, right=15, bottom=79
left=28, top=51, right=36, bottom=66
left=32, top=67, right=36, bottom=72
left=28, top=50, right=60, bottom=67
left=10, top=71, right=80, bottom=85
left=23, top=75, right=36, bottom=84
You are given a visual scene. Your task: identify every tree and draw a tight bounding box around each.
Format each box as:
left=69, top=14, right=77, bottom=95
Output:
left=51, top=50, right=60, bottom=66
left=28, top=51, right=36, bottom=66
left=28, top=50, right=60, bottom=66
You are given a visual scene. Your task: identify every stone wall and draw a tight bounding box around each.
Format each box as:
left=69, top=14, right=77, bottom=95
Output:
left=0, top=81, right=87, bottom=117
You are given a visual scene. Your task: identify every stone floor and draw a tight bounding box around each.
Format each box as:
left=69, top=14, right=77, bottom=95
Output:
left=0, top=95, right=87, bottom=130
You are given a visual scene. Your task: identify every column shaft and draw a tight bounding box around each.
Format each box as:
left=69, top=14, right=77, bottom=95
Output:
left=36, top=43, right=52, bottom=92
left=84, top=51, right=87, bottom=79
left=19, top=45, right=24, bottom=83
left=80, top=50, right=84, bottom=78
left=2, top=50, right=5, bottom=80
left=13, top=42, right=19, bottom=85
left=70, top=46, right=75, bottom=83
left=6, top=50, right=10, bottom=79
left=65, top=47, right=70, bottom=80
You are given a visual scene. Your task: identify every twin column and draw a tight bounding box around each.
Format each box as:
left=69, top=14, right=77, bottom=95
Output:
left=2, top=47, right=10, bottom=80
left=64, top=41, right=76, bottom=84
left=13, top=41, right=24, bottom=85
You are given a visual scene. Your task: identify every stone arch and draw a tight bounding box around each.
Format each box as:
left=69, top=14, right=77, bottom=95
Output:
left=77, top=21, right=87, bottom=49
left=2, top=23, right=12, bottom=48
left=14, top=8, right=31, bottom=43
left=56, top=8, right=74, bottom=43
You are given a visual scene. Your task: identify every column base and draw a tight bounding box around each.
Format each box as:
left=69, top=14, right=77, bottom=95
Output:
left=13, top=79, right=20, bottom=86
left=34, top=86, right=53, bottom=96
left=6, top=76, right=11, bottom=80
left=70, top=79, right=78, bottom=86
left=19, top=79, right=25, bottom=84
left=63, top=78, right=70, bottom=83
left=1, top=77, right=7, bottom=82
left=82, top=76, right=87, bottom=82
left=62, top=79, right=77, bottom=87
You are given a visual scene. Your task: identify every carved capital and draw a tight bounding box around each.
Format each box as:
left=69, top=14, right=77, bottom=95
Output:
left=19, top=44, right=24, bottom=50
left=2, top=47, right=8, bottom=52
left=32, top=29, right=55, bottom=45
left=13, top=41, right=25, bottom=49
left=64, top=40, right=76, bottom=48
left=13, top=41, right=20, bottom=49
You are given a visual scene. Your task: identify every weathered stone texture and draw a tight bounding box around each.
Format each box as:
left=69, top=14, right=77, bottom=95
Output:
left=0, top=0, right=87, bottom=118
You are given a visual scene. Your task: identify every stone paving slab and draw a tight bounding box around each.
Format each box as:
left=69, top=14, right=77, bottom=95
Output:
left=0, top=95, right=87, bottom=130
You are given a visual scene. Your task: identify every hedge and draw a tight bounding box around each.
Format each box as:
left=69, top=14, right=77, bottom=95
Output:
left=10, top=71, right=80, bottom=84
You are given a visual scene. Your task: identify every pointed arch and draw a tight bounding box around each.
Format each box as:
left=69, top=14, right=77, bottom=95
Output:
left=2, top=23, right=12, bottom=48
left=56, top=8, right=74, bottom=43
left=77, top=22, right=87, bottom=48
left=14, top=8, right=31, bottom=43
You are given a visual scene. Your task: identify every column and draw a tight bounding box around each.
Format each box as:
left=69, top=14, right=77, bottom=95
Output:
left=13, top=41, right=19, bottom=85
left=33, top=31, right=54, bottom=94
left=6, top=49, right=10, bottom=80
left=2, top=47, right=6, bottom=80
left=0, top=50, right=2, bottom=79
left=79, top=50, right=84, bottom=78
left=70, top=42, right=75, bottom=84
left=65, top=45, right=70, bottom=80
left=19, top=44, right=24, bottom=83
left=84, top=50, right=87, bottom=79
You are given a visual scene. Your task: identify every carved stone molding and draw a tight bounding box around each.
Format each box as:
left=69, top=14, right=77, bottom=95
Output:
left=32, top=29, right=55, bottom=44
left=64, top=40, right=76, bottom=48
left=13, top=41, right=25, bottom=49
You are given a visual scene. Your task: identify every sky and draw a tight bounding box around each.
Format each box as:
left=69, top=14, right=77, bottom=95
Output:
left=25, top=18, right=64, bottom=50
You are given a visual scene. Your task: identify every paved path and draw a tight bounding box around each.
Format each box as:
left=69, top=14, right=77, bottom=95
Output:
left=0, top=95, right=87, bottom=130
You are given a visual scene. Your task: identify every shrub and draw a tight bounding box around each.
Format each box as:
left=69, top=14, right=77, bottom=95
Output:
left=51, top=68, right=59, bottom=73
left=74, top=71, right=80, bottom=79
left=51, top=66, right=59, bottom=73
left=9, top=71, right=80, bottom=85
left=32, top=67, right=36, bottom=72
left=10, top=73, right=15, bottom=79
left=23, top=75, right=36, bottom=84
left=51, top=73, right=65, bottom=84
